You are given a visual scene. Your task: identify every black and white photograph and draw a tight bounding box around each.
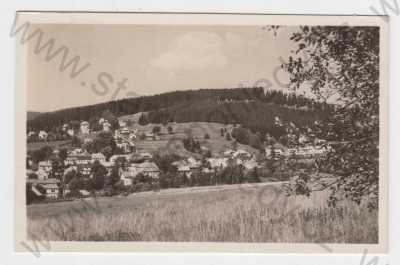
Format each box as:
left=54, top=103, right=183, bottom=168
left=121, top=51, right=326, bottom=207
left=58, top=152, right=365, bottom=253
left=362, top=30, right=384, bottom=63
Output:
left=13, top=12, right=388, bottom=253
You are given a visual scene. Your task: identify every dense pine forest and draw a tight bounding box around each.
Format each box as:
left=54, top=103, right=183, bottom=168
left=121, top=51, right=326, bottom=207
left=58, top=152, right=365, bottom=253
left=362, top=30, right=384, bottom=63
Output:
left=27, top=87, right=333, bottom=139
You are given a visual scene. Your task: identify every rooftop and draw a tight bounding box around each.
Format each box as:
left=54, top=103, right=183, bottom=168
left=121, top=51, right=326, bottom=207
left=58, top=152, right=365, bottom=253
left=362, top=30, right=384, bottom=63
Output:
left=27, top=178, right=60, bottom=184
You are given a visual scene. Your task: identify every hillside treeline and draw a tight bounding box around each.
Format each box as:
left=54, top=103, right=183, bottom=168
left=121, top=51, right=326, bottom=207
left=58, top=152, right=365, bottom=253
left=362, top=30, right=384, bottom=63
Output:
left=28, top=87, right=332, bottom=135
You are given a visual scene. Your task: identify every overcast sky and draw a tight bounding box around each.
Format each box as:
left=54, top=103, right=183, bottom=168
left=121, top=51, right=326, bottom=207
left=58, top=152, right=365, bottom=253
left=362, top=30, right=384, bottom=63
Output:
left=27, top=24, right=298, bottom=112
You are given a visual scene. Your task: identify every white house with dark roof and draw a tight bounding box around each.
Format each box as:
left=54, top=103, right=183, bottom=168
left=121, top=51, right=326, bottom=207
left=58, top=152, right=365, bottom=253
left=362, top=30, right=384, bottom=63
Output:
left=145, top=132, right=155, bottom=140
left=172, top=160, right=191, bottom=175
left=91, top=153, right=106, bottom=163
left=206, top=157, right=228, bottom=169
left=67, top=129, right=74, bottom=136
left=110, top=154, right=132, bottom=164
left=38, top=130, right=48, bottom=140
left=100, top=161, right=115, bottom=175
left=27, top=178, right=60, bottom=199
left=120, top=171, right=135, bottom=186
left=120, top=161, right=160, bottom=186
left=37, top=160, right=52, bottom=179
left=129, top=161, right=160, bottom=178
left=38, top=160, right=52, bottom=172
left=118, top=120, right=127, bottom=128
left=138, top=152, right=152, bottom=160
left=65, top=151, right=92, bottom=166
left=80, top=121, right=90, bottom=134
left=102, top=120, right=111, bottom=132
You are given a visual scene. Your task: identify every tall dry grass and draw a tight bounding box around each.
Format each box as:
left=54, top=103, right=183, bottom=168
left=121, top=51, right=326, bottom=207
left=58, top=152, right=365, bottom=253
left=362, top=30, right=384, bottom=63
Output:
left=27, top=184, right=378, bottom=243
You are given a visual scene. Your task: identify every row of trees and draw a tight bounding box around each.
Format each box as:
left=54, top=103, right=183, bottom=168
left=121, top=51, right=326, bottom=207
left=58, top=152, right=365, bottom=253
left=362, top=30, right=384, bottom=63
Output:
left=62, top=160, right=122, bottom=195
left=82, top=131, right=124, bottom=160
left=158, top=166, right=263, bottom=189
left=231, top=127, right=264, bottom=150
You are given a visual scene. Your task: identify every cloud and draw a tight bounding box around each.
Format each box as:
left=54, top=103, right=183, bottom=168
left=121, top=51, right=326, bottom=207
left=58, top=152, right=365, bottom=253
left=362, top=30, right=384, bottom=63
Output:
left=148, top=32, right=228, bottom=76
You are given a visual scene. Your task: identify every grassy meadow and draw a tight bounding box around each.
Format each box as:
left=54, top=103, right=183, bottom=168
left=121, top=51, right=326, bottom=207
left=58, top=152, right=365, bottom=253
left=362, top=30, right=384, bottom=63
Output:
left=26, top=183, right=378, bottom=243
left=124, top=121, right=259, bottom=157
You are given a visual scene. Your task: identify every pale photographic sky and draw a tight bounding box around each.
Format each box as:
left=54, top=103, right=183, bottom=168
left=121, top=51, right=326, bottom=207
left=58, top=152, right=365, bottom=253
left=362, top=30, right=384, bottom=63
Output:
left=27, top=24, right=298, bottom=112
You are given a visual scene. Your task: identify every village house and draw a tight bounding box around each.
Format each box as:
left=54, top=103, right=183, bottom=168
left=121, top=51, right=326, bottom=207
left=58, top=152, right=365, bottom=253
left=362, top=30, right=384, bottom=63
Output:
left=100, top=161, right=115, bottom=175
left=223, top=149, right=235, bottom=156
left=37, top=160, right=52, bottom=178
left=232, top=149, right=251, bottom=158
left=137, top=152, right=153, bottom=160
left=26, top=169, right=39, bottom=180
left=63, top=188, right=90, bottom=197
left=80, top=121, right=90, bottom=134
left=83, top=138, right=93, bottom=144
left=102, top=120, right=111, bottom=132
left=206, top=157, right=228, bottom=170
left=64, top=162, right=92, bottom=178
left=120, top=161, right=160, bottom=186
left=120, top=127, right=130, bottom=135
left=118, top=120, right=127, bottom=128
left=27, top=178, right=60, bottom=199
left=40, top=183, right=59, bottom=199
left=145, top=132, right=155, bottom=141
left=287, top=148, right=297, bottom=156
left=26, top=154, right=34, bottom=168
left=76, top=164, right=92, bottom=177
left=120, top=170, right=136, bottom=186
left=202, top=167, right=215, bottom=174
left=114, top=127, right=136, bottom=153
left=115, top=127, right=131, bottom=139
left=295, top=145, right=327, bottom=157
left=64, top=150, right=92, bottom=166
left=298, top=134, right=310, bottom=144
left=36, top=169, right=49, bottom=180
left=129, top=161, right=160, bottom=178
left=265, top=144, right=287, bottom=159
left=172, top=160, right=191, bottom=176
left=129, top=132, right=137, bottom=141
left=173, top=157, right=202, bottom=178
left=187, top=157, right=202, bottom=168
left=28, top=131, right=36, bottom=138
left=314, top=138, right=327, bottom=146
left=67, top=129, right=74, bottom=136
left=91, top=153, right=106, bottom=163
left=232, top=149, right=252, bottom=165
left=110, top=154, right=132, bottom=164
left=241, top=158, right=259, bottom=170
left=116, top=141, right=135, bottom=154
left=26, top=169, right=37, bottom=179
left=38, top=130, right=48, bottom=140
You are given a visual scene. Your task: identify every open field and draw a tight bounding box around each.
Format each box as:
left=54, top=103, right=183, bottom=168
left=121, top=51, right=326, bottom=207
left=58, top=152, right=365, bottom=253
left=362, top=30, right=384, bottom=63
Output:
left=27, top=183, right=378, bottom=243
left=130, top=121, right=259, bottom=157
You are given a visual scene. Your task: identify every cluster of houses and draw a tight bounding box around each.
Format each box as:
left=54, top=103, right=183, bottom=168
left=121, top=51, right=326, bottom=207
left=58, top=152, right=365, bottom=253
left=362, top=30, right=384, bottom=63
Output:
left=26, top=119, right=160, bottom=200
left=26, top=146, right=162, bottom=199
left=172, top=149, right=260, bottom=178
left=27, top=118, right=329, bottom=201
left=265, top=143, right=328, bottom=159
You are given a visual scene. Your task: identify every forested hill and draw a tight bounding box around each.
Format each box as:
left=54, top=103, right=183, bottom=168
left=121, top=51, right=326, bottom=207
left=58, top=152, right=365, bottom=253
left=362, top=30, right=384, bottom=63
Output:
left=27, top=111, right=43, bottom=121
left=27, top=87, right=332, bottom=133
